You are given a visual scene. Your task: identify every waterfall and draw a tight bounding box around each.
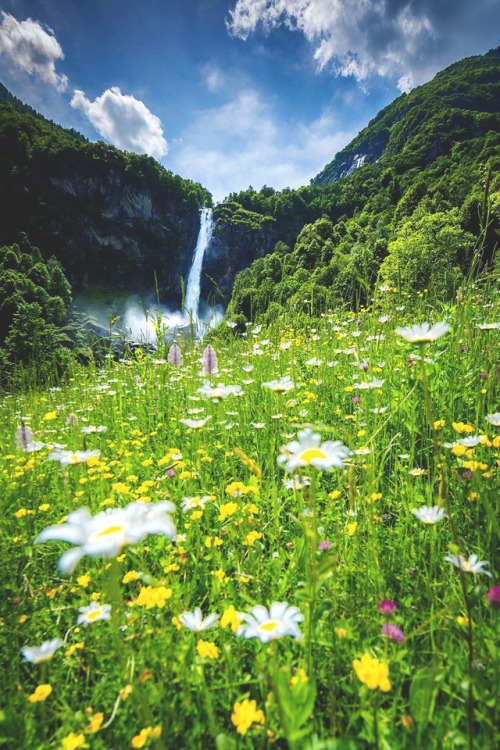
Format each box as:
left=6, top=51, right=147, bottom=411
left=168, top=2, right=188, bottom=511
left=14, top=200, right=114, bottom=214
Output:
left=184, top=207, right=213, bottom=319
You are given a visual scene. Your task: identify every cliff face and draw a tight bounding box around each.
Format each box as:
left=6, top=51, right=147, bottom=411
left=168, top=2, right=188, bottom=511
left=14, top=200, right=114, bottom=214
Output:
left=43, top=167, right=201, bottom=294
left=0, top=98, right=210, bottom=301
left=201, top=203, right=276, bottom=303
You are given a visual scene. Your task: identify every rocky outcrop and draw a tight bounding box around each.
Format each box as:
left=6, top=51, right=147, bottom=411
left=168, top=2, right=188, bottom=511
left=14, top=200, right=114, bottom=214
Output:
left=200, top=203, right=276, bottom=303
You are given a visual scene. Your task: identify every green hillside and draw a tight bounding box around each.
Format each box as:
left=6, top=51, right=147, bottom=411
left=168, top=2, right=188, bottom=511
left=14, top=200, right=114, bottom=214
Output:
left=221, top=49, right=500, bottom=321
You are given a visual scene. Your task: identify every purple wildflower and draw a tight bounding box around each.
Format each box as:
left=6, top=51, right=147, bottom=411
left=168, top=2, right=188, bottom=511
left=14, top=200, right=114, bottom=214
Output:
left=487, top=587, right=500, bottom=608
left=318, top=540, right=332, bottom=552
left=352, top=396, right=361, bottom=403
left=378, top=600, right=397, bottom=616
left=203, top=345, right=218, bottom=376
left=168, top=342, right=182, bottom=367
left=167, top=468, right=176, bottom=478
left=480, top=371, right=488, bottom=379
left=16, top=422, right=34, bottom=450
left=382, top=623, right=404, bottom=643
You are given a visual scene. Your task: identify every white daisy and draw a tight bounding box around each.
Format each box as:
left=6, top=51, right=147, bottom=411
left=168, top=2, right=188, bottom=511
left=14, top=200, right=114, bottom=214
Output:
left=411, top=506, right=445, bottom=524
left=36, top=501, right=176, bottom=574
left=444, top=554, right=492, bottom=576
left=77, top=602, right=112, bottom=626
left=46, top=449, right=100, bottom=466
left=178, top=416, right=212, bottom=430
left=396, top=322, right=450, bottom=344
left=278, top=428, right=350, bottom=473
left=486, top=413, right=500, bottom=426
left=262, top=376, right=295, bottom=393
left=21, top=638, right=63, bottom=664
left=236, top=602, right=304, bottom=643
left=197, top=383, right=242, bottom=401
left=180, top=607, right=219, bottom=631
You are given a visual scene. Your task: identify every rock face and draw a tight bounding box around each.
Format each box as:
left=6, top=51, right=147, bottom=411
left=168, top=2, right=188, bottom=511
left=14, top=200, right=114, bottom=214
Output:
left=200, top=203, right=276, bottom=304
left=42, top=167, right=202, bottom=296
left=0, top=93, right=210, bottom=303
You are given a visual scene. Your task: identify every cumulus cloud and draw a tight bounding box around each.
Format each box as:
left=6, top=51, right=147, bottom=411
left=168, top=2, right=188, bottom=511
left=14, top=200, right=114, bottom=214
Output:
left=70, top=87, right=168, bottom=158
left=0, top=11, right=68, bottom=90
left=168, top=86, right=356, bottom=202
left=226, top=0, right=500, bottom=91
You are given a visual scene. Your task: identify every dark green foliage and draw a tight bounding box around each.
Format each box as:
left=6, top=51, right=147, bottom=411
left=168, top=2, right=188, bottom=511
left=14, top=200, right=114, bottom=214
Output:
left=225, top=49, right=500, bottom=320
left=0, top=240, right=73, bottom=385
left=0, top=88, right=211, bottom=298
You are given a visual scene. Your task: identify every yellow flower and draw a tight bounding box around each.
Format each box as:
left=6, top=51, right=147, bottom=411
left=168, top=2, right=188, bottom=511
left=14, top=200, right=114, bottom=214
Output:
left=77, top=574, right=91, bottom=588
left=220, top=605, right=242, bottom=632
left=120, top=684, right=133, bottom=701
left=136, top=585, right=172, bottom=609
left=86, top=712, right=104, bottom=733
left=231, top=699, right=265, bottom=735
left=347, top=522, right=357, bottom=536
left=112, top=482, right=130, bottom=494
left=196, top=639, right=219, bottom=659
left=65, top=642, right=84, bottom=657
left=218, top=501, right=238, bottom=522
left=334, top=627, right=348, bottom=638
left=451, top=445, right=467, bottom=457
left=61, top=733, right=85, bottom=750
left=290, top=668, right=308, bottom=686
left=353, top=654, right=391, bottom=691
left=243, top=530, right=263, bottom=546
left=122, top=570, right=140, bottom=584
left=28, top=684, right=52, bottom=703
left=205, top=536, right=223, bottom=548
left=329, top=490, right=341, bottom=500
left=141, top=458, right=153, bottom=467
left=44, top=411, right=58, bottom=421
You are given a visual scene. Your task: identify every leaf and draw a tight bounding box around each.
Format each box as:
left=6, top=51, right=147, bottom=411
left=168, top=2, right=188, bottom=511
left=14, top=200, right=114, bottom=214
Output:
left=409, top=667, right=438, bottom=728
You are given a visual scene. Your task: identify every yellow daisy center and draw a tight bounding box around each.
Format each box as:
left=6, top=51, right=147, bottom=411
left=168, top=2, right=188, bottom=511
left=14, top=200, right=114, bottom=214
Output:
left=260, top=620, right=280, bottom=632
left=87, top=609, right=102, bottom=620
left=96, top=525, right=124, bottom=537
left=299, top=448, right=326, bottom=464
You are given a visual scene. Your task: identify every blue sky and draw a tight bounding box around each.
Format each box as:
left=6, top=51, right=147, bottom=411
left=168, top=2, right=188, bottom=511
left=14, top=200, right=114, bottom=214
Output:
left=0, top=0, right=498, bottom=201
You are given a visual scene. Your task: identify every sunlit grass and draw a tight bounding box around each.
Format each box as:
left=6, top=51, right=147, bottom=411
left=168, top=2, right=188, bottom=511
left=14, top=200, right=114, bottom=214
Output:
left=1, top=282, right=500, bottom=749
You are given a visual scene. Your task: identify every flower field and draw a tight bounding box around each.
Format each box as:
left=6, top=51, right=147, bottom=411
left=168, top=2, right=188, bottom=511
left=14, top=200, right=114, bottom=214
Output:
left=1, top=284, right=500, bottom=750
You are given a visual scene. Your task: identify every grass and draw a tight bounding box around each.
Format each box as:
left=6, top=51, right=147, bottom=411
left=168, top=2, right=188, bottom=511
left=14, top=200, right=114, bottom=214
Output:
left=1, top=280, right=500, bottom=750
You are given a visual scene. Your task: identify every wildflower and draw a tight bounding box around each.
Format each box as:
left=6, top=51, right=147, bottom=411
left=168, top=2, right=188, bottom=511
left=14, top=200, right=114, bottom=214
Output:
left=81, top=425, right=107, bottom=434
left=353, top=379, right=384, bottom=389
left=123, top=570, right=140, bottom=583
left=77, top=574, right=91, bottom=587
left=218, top=501, right=238, bottom=521
left=21, top=638, right=63, bottom=664
left=203, top=345, right=218, bottom=375
left=35, top=501, right=176, bottom=575
left=231, top=699, right=265, bottom=735
left=120, top=684, right=133, bottom=700
left=378, top=600, right=397, bottom=616
left=486, top=587, right=500, bottom=608
left=77, top=602, right=112, bottom=625
left=179, top=416, right=212, bottom=430
left=347, top=522, right=357, bottom=536
left=396, top=321, right=450, bottom=344
left=167, top=342, right=182, bottom=366
left=444, top=553, right=492, bottom=576
left=47, top=449, right=100, bottom=466
left=196, top=640, right=218, bottom=659
left=197, top=382, right=242, bottom=400
left=61, top=733, right=85, bottom=750
left=86, top=712, right=104, bottom=733
left=181, top=495, right=212, bottom=512
left=180, top=607, right=219, bottom=631
left=353, top=654, right=391, bottom=691
left=136, top=586, right=172, bottom=609
left=411, top=506, right=445, bottom=524
left=402, top=715, right=414, bottom=729
left=236, top=602, right=303, bottom=643
left=131, top=726, right=161, bottom=748
left=27, top=684, right=52, bottom=702
left=262, top=376, right=295, bottom=392
left=16, top=423, right=45, bottom=452
left=220, top=605, right=243, bottom=632
left=486, top=413, right=500, bottom=426
left=476, top=322, right=500, bottom=330
left=318, top=540, right=332, bottom=552
left=381, top=623, right=404, bottom=643
left=278, top=428, right=350, bottom=473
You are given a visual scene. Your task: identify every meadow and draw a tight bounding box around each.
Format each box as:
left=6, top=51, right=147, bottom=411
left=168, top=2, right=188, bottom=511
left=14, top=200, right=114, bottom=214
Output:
left=1, top=280, right=500, bottom=750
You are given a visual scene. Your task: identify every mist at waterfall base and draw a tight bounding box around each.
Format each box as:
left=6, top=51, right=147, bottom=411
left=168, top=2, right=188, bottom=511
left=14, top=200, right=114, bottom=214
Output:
left=74, top=208, right=223, bottom=346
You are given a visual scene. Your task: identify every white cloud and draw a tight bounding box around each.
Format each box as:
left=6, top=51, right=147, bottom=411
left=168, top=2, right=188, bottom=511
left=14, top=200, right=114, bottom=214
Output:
left=226, top=0, right=500, bottom=91
left=0, top=11, right=68, bottom=91
left=70, top=87, right=168, bottom=158
left=168, top=86, right=356, bottom=202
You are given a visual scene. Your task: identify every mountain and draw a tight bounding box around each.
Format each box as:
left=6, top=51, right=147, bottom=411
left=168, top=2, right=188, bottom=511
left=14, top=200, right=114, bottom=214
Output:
left=220, top=49, right=500, bottom=320
left=0, top=87, right=211, bottom=301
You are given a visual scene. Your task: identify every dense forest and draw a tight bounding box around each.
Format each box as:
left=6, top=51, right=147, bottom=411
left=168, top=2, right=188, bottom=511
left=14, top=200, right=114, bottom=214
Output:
left=218, top=49, right=500, bottom=320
